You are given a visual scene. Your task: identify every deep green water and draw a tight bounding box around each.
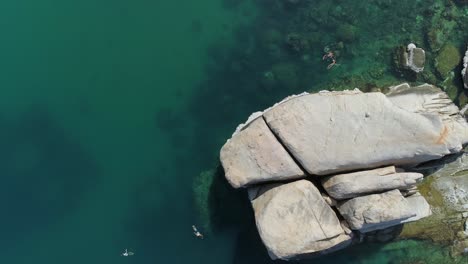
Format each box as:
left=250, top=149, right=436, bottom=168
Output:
left=0, top=1, right=466, bottom=263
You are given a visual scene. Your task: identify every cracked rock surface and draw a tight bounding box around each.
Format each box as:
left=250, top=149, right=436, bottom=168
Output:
left=219, top=83, right=467, bottom=260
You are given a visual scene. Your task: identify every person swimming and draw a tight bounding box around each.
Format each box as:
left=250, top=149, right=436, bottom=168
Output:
left=192, top=225, right=204, bottom=239
left=121, top=249, right=134, bottom=257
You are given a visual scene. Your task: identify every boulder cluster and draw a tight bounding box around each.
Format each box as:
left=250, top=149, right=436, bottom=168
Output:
left=219, top=83, right=468, bottom=260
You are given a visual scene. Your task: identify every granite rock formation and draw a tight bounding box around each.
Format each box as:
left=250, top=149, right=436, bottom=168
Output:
left=321, top=166, right=423, bottom=200
left=399, top=152, right=468, bottom=256
left=221, top=84, right=468, bottom=187
left=219, top=83, right=468, bottom=260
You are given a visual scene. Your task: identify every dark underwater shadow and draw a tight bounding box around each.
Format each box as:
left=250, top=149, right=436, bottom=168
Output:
left=0, top=107, right=100, bottom=243
left=230, top=228, right=395, bottom=264
left=203, top=166, right=408, bottom=263
left=207, top=165, right=252, bottom=233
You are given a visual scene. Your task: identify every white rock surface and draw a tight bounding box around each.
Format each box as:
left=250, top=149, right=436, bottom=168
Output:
left=248, top=180, right=352, bottom=260
left=321, top=166, right=423, bottom=200
left=263, top=90, right=464, bottom=175
left=338, top=189, right=415, bottom=233
left=232, top=92, right=309, bottom=136
left=220, top=117, right=304, bottom=188
left=401, top=192, right=432, bottom=223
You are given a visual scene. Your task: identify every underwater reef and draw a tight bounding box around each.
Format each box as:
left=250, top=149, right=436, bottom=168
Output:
left=187, top=0, right=468, bottom=262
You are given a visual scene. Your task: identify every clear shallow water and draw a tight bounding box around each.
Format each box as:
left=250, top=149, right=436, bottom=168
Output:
left=0, top=1, right=465, bottom=263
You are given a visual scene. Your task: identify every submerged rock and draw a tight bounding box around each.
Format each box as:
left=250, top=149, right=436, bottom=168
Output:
left=399, top=153, right=468, bottom=256
left=435, top=44, right=461, bottom=80
left=248, top=180, right=352, bottom=260
left=322, top=166, right=423, bottom=200
left=271, top=62, right=299, bottom=90
left=397, top=43, right=425, bottom=73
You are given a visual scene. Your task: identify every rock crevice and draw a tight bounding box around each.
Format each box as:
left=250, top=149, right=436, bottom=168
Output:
left=219, top=83, right=468, bottom=260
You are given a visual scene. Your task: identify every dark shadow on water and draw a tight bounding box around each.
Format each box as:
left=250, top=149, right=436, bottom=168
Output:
left=229, top=221, right=393, bottom=264
left=0, top=107, right=100, bottom=243
left=208, top=165, right=252, bottom=233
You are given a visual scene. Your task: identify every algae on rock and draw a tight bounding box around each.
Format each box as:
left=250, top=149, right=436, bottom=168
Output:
left=435, top=44, right=461, bottom=79
left=399, top=153, right=468, bottom=257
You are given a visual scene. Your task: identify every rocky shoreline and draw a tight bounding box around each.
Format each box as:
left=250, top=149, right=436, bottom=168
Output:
left=219, top=83, right=468, bottom=260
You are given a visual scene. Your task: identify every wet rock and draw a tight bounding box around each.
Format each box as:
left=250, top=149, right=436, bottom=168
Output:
left=400, top=186, right=418, bottom=197
left=321, top=166, right=423, bottom=200
left=399, top=43, right=425, bottom=73
left=401, top=192, right=432, bottom=223
left=433, top=168, right=468, bottom=212
left=425, top=12, right=456, bottom=52
left=338, top=189, right=415, bottom=233
left=363, top=225, right=404, bottom=243
left=220, top=117, right=304, bottom=188
left=248, top=180, right=352, bottom=260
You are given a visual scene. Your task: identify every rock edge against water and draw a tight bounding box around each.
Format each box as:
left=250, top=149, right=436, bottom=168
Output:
left=219, top=83, right=468, bottom=260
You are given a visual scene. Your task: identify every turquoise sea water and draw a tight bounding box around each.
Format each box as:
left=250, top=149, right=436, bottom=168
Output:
left=0, top=1, right=466, bottom=263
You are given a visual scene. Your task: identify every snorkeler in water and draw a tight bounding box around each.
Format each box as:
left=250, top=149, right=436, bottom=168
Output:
left=121, top=249, right=134, bottom=257
left=192, top=225, right=204, bottom=239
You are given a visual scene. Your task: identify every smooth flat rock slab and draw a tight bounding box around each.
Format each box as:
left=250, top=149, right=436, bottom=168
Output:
left=338, top=189, right=415, bottom=233
left=220, top=117, right=305, bottom=188
left=249, top=180, right=352, bottom=260
left=263, top=90, right=464, bottom=175
left=322, top=166, right=423, bottom=200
